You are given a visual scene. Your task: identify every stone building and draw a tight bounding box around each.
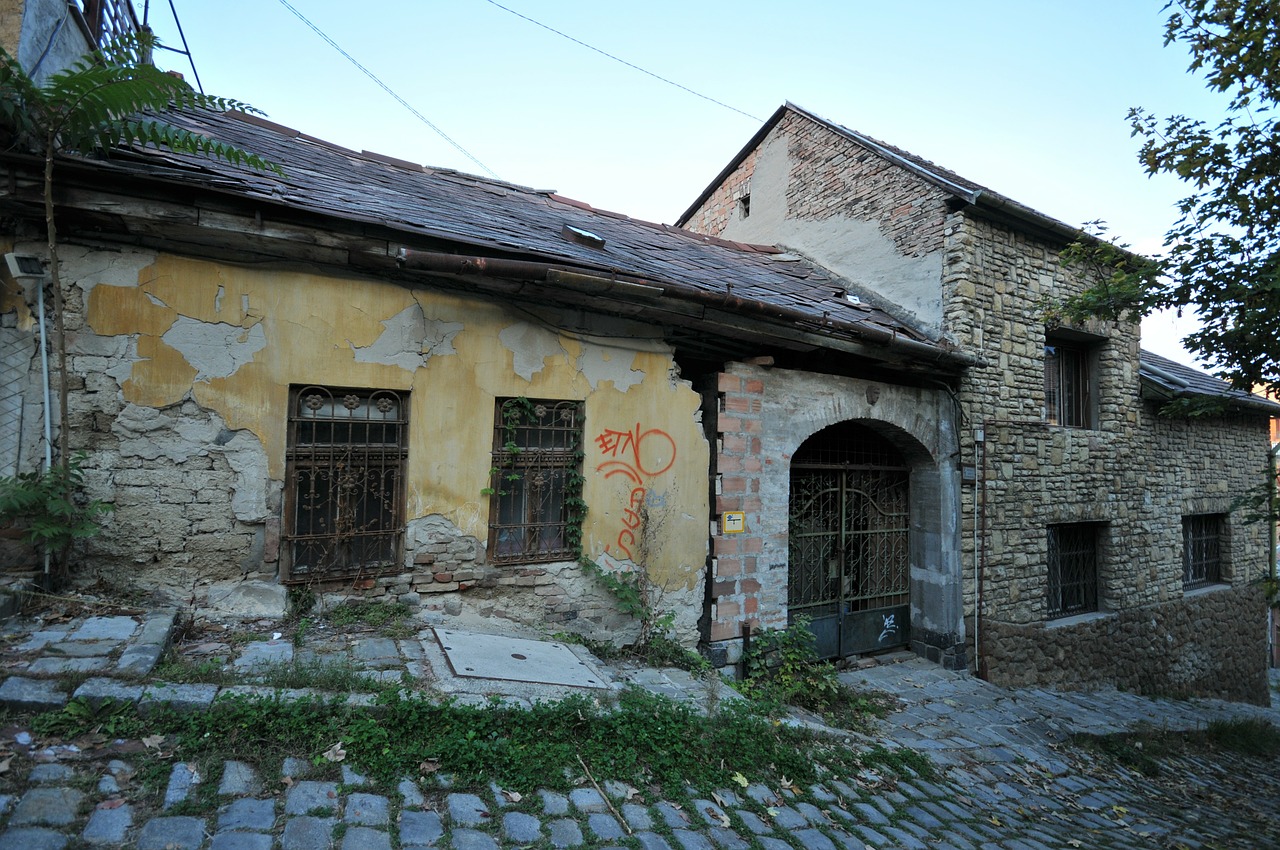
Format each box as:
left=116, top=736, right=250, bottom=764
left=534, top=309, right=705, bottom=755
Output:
left=678, top=103, right=1278, bottom=702
left=1, top=4, right=1273, bottom=700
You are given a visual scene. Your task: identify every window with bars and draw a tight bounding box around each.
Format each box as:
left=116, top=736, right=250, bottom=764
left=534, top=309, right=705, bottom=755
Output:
left=1047, top=523, right=1101, bottom=618
left=1044, top=336, right=1096, bottom=428
left=1183, top=513, right=1226, bottom=589
left=282, top=387, right=407, bottom=584
left=488, top=399, right=583, bottom=564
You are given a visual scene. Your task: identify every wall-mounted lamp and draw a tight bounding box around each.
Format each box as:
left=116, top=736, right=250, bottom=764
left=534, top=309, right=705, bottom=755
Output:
left=4, top=253, right=46, bottom=307
left=3, top=252, right=53, bottom=480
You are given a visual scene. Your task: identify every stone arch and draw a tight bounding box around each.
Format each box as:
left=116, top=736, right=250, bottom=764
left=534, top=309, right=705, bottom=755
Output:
left=710, top=363, right=965, bottom=669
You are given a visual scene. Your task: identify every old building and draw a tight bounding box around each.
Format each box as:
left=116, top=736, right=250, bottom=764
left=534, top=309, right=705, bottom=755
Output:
left=0, top=98, right=975, bottom=646
left=679, top=103, right=1278, bottom=702
left=2, top=3, right=1274, bottom=701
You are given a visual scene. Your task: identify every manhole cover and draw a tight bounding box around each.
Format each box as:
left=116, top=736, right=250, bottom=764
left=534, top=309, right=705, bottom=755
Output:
left=433, top=629, right=608, bottom=688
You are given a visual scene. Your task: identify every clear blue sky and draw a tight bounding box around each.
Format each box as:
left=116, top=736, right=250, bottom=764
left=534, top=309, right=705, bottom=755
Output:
left=145, top=0, right=1227, bottom=366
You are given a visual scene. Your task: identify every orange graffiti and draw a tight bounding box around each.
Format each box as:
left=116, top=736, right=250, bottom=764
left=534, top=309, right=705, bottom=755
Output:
left=596, top=425, right=677, bottom=560
left=594, top=424, right=677, bottom=478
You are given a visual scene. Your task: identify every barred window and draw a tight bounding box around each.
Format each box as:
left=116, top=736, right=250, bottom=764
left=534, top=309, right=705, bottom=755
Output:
left=1183, top=514, right=1225, bottom=589
left=488, top=399, right=583, bottom=564
left=282, top=387, right=407, bottom=583
left=1047, top=523, right=1101, bottom=618
left=1045, top=336, right=1096, bottom=428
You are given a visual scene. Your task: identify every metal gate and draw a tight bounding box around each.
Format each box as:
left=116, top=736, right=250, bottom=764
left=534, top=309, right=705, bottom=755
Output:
left=788, top=422, right=910, bottom=659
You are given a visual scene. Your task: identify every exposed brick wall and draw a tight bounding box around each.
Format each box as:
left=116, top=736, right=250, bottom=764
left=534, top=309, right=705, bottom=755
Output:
left=683, top=112, right=951, bottom=261
left=682, top=149, right=756, bottom=238
left=779, top=113, right=950, bottom=259
left=708, top=371, right=769, bottom=643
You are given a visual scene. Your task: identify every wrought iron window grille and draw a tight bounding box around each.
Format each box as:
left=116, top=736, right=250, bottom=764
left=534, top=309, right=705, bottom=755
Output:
left=487, top=398, right=583, bottom=565
left=282, top=386, right=407, bottom=584
left=1047, top=522, right=1101, bottom=618
left=1182, top=513, right=1225, bottom=590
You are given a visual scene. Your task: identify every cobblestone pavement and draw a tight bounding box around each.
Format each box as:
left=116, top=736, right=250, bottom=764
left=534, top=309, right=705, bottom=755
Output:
left=0, top=609, right=1277, bottom=849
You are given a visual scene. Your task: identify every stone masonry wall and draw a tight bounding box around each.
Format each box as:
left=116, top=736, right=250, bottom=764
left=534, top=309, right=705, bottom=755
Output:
left=984, top=584, right=1269, bottom=704
left=945, top=214, right=1272, bottom=699
left=688, top=115, right=1271, bottom=697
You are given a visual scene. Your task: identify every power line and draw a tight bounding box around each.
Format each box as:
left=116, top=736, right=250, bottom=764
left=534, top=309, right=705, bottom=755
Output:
left=274, top=0, right=499, bottom=179
left=481, top=0, right=762, bottom=122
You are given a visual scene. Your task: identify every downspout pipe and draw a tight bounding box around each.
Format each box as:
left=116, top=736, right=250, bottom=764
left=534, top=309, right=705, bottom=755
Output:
left=396, top=247, right=983, bottom=370
left=35, top=278, right=52, bottom=584
left=1269, top=444, right=1278, bottom=668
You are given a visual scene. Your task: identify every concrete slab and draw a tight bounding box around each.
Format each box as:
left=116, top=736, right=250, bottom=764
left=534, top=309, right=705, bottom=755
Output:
left=433, top=629, right=608, bottom=689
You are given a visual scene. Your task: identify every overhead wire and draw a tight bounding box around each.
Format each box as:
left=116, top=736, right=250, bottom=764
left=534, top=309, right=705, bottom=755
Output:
left=480, top=0, right=762, bottom=122
left=273, top=0, right=499, bottom=179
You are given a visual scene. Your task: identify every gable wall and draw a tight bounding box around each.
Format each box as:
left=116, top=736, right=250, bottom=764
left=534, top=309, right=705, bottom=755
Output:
left=11, top=241, right=710, bottom=640
left=682, top=112, right=952, bottom=334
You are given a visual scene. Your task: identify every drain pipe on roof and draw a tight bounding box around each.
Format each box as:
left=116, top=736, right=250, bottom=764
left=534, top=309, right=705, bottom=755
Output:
left=396, top=247, right=983, bottom=369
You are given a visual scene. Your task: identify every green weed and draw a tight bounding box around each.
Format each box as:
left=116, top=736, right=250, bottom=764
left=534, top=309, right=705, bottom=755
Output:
left=323, top=600, right=415, bottom=638
left=739, top=617, right=892, bottom=730
left=1075, top=717, right=1280, bottom=776
left=31, top=696, right=146, bottom=739
left=152, top=651, right=383, bottom=692
left=130, top=685, right=907, bottom=796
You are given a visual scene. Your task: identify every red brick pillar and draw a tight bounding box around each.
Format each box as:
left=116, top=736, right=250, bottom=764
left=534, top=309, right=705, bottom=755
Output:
left=709, top=370, right=766, bottom=646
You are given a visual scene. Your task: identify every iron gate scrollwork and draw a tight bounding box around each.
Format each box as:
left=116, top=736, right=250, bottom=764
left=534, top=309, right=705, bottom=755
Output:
left=282, top=386, right=407, bottom=583
left=788, top=422, right=910, bottom=659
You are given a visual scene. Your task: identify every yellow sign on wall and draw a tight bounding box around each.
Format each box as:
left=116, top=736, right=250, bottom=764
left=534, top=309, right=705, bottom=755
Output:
left=721, top=511, right=746, bottom=534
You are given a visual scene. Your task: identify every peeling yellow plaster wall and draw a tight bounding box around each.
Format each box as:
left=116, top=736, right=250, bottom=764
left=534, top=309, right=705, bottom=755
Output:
left=87, top=254, right=709, bottom=591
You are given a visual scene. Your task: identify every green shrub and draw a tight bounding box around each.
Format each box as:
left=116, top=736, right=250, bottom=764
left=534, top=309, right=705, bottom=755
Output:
left=0, top=452, right=113, bottom=573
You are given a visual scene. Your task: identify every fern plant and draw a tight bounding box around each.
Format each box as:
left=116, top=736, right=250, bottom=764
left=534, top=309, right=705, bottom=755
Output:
left=0, top=30, right=280, bottom=468
left=0, top=452, right=113, bottom=569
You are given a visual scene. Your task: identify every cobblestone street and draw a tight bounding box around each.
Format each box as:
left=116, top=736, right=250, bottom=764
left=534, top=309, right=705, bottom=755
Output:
left=0, top=610, right=1277, bottom=849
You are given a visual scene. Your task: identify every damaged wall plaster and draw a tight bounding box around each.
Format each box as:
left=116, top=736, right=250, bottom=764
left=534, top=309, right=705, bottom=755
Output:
left=350, top=302, right=464, bottom=371
left=71, top=249, right=708, bottom=620
left=498, top=322, right=568, bottom=381
left=704, top=131, right=944, bottom=335
left=162, top=317, right=267, bottom=381
left=577, top=341, right=645, bottom=392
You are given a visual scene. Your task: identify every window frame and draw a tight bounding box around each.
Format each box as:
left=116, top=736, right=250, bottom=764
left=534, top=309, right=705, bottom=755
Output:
left=1047, top=522, right=1102, bottom=619
left=281, top=385, right=408, bottom=585
left=486, top=398, right=584, bottom=565
left=1182, top=513, right=1226, bottom=590
left=1044, top=331, right=1100, bottom=429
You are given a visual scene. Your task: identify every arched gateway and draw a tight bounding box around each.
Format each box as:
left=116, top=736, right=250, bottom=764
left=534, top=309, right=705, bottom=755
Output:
left=788, top=422, right=911, bottom=658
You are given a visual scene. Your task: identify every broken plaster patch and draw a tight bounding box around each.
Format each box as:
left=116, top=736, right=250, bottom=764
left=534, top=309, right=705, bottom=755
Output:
left=161, top=317, right=266, bottom=381
left=577, top=343, right=644, bottom=392
left=112, top=402, right=271, bottom=521
left=499, top=322, right=567, bottom=381
left=350, top=304, right=463, bottom=371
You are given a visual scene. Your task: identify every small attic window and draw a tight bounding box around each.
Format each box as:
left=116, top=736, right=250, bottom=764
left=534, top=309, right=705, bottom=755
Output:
left=561, top=224, right=605, bottom=249
left=834, top=289, right=861, bottom=305
left=738, top=194, right=751, bottom=219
